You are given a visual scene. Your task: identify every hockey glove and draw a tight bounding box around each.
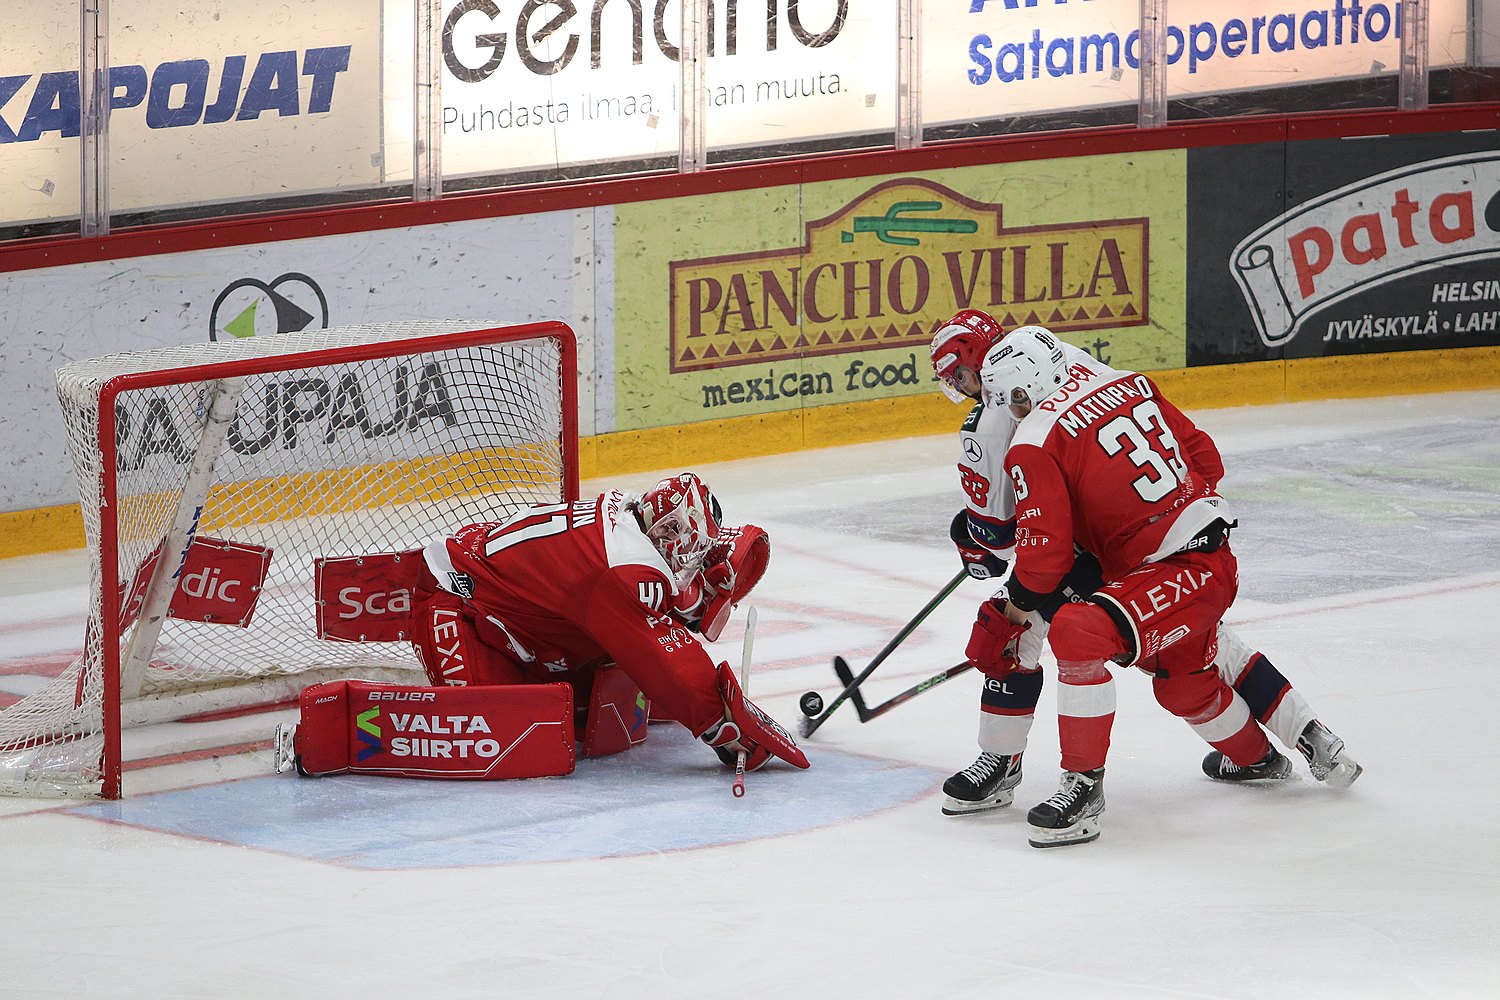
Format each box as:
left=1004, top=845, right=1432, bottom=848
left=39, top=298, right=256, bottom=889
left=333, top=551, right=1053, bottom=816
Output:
left=966, top=597, right=1030, bottom=678
left=701, top=660, right=810, bottom=771
left=951, top=510, right=1008, bottom=581
left=695, top=524, right=770, bottom=642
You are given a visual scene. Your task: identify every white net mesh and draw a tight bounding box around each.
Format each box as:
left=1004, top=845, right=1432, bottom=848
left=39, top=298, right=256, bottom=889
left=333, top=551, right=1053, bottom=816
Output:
left=2, top=321, right=573, bottom=797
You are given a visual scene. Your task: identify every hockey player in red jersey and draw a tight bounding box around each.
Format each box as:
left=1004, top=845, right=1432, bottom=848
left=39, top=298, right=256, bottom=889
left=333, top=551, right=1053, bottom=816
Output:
left=278, top=474, right=808, bottom=780
left=976, top=327, right=1361, bottom=847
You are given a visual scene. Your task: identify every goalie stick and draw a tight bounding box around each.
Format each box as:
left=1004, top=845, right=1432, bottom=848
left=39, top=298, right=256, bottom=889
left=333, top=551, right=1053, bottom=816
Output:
left=796, top=568, right=968, bottom=738
left=833, top=657, right=974, bottom=723
left=732, top=605, right=757, bottom=798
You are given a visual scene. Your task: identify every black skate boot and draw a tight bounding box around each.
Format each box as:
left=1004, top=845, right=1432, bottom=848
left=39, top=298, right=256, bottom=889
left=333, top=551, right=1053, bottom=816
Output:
left=1201, top=745, right=1293, bottom=782
left=1297, top=720, right=1363, bottom=788
left=1026, top=768, right=1105, bottom=848
left=941, top=751, right=1023, bottom=816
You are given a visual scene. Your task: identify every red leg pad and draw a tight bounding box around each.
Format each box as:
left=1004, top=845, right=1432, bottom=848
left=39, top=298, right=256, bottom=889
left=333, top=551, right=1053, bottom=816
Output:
left=581, top=665, right=650, bottom=757
left=1049, top=602, right=1129, bottom=663
left=293, top=679, right=576, bottom=779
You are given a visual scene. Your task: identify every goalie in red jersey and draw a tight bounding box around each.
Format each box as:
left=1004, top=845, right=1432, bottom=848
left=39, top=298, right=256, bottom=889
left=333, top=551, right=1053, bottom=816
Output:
left=276, top=473, right=808, bottom=781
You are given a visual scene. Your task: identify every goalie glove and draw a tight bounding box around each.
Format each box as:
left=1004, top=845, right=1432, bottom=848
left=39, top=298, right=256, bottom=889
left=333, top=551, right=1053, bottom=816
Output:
left=701, top=660, right=810, bottom=772
left=966, top=597, right=1030, bottom=678
left=951, top=510, right=1008, bottom=581
left=694, top=524, right=770, bottom=642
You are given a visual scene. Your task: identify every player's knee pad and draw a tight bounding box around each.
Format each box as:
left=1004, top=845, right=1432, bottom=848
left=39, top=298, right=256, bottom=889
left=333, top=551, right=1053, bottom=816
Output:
left=1049, top=601, right=1128, bottom=664
left=1152, top=670, right=1230, bottom=724
left=290, top=679, right=576, bottom=779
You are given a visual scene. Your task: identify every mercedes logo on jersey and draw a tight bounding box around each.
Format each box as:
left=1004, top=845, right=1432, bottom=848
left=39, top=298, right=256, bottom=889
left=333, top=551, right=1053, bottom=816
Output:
left=208, top=272, right=330, bottom=341
left=963, top=438, right=983, bottom=462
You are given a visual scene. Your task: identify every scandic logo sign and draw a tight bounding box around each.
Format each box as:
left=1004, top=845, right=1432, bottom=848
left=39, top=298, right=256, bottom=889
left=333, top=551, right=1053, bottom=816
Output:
left=668, top=178, right=1148, bottom=374
left=1231, top=152, right=1500, bottom=347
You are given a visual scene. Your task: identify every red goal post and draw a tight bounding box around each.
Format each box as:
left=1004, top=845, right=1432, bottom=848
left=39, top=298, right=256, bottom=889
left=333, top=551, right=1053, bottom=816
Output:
left=3, top=321, right=577, bottom=799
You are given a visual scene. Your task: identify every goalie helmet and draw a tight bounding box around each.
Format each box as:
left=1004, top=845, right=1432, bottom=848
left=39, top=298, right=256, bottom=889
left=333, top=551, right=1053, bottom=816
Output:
left=980, top=325, right=1069, bottom=411
left=638, top=473, right=723, bottom=582
left=930, top=310, right=1004, bottom=403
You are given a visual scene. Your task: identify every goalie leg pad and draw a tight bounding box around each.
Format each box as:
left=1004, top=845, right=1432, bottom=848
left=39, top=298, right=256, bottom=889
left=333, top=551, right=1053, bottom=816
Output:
left=290, top=679, right=576, bottom=779
left=581, top=665, right=650, bottom=758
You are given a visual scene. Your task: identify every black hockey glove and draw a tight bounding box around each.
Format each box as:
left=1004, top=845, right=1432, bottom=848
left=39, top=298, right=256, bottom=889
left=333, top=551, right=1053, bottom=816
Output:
left=950, top=510, right=1008, bottom=581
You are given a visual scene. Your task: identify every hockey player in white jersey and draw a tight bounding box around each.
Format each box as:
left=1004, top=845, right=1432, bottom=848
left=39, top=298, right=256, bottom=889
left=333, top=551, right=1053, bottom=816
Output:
left=930, top=312, right=1362, bottom=822
left=931, top=310, right=1106, bottom=815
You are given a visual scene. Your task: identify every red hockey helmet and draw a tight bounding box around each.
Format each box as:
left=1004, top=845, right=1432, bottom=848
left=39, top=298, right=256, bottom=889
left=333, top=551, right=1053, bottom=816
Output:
left=638, top=473, right=723, bottom=582
left=930, top=309, right=1004, bottom=403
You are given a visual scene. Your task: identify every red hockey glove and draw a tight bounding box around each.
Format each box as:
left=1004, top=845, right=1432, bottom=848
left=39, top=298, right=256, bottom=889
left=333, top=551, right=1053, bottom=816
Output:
left=695, top=524, right=770, bottom=642
left=701, top=660, right=810, bottom=771
left=951, top=510, right=1008, bottom=581
left=966, top=597, right=1029, bottom=678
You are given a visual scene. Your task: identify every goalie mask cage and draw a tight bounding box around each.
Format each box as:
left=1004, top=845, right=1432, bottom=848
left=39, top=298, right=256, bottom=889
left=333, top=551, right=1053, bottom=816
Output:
left=5, top=320, right=578, bottom=799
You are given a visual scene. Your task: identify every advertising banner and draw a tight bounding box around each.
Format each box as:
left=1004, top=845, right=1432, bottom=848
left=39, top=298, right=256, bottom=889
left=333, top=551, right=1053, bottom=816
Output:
left=0, top=0, right=382, bottom=226
left=922, top=0, right=1467, bottom=125
left=1186, top=129, right=1500, bottom=363
left=612, top=151, right=1186, bottom=430
left=436, top=0, right=895, bottom=178
left=0, top=210, right=588, bottom=511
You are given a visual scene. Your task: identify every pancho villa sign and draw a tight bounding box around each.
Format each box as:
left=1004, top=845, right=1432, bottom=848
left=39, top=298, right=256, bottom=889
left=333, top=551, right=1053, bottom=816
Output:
left=1231, top=152, right=1500, bottom=348
left=667, top=178, right=1149, bottom=374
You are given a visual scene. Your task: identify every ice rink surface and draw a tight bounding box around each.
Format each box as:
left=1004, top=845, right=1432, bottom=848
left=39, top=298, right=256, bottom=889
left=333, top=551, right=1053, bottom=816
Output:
left=2, top=390, right=1498, bottom=999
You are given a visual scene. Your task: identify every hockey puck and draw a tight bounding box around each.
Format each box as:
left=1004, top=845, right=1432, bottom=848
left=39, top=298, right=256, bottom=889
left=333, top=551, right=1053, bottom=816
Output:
left=799, top=691, right=824, bottom=717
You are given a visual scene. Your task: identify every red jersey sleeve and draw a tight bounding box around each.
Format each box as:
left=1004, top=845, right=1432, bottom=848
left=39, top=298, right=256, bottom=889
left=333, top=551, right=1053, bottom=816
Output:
left=579, top=568, right=723, bottom=736
left=1008, top=441, right=1076, bottom=603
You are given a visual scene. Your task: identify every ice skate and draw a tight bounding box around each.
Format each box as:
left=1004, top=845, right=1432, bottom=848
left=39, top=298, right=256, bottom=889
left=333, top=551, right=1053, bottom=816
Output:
left=1201, top=745, right=1293, bottom=782
left=1297, top=720, right=1363, bottom=788
left=272, top=723, right=300, bottom=775
left=1026, top=768, right=1104, bottom=848
left=941, top=751, right=1022, bottom=815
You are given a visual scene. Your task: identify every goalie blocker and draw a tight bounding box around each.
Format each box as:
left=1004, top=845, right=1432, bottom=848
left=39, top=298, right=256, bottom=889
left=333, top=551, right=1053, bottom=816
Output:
left=278, top=665, right=651, bottom=780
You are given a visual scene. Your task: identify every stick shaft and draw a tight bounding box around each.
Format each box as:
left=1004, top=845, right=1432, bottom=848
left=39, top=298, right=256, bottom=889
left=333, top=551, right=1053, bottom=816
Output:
left=802, top=569, right=967, bottom=737
left=857, top=662, right=973, bottom=721
left=732, top=606, right=757, bottom=797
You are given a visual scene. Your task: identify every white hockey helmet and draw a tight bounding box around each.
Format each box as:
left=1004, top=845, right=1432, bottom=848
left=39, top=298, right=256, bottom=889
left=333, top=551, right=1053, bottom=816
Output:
left=638, top=473, right=723, bottom=581
left=980, top=325, right=1070, bottom=410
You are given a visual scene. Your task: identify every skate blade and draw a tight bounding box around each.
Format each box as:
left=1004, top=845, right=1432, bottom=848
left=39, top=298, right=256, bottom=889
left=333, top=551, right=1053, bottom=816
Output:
left=272, top=723, right=297, bottom=775
left=941, top=789, right=1016, bottom=816
left=1027, top=815, right=1102, bottom=848
left=1323, top=758, right=1364, bottom=789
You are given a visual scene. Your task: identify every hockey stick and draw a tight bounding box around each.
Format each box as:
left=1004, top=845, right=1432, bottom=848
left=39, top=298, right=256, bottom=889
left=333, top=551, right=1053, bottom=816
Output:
left=732, top=605, right=757, bottom=798
left=796, top=568, right=968, bottom=738
left=850, top=661, right=974, bottom=722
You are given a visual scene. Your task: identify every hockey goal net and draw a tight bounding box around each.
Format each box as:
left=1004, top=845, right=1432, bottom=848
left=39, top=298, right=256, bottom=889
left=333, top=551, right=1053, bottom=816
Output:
left=2, top=321, right=577, bottom=798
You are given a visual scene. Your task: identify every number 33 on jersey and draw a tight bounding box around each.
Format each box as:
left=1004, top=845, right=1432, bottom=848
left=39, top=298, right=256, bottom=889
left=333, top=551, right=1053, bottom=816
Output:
left=1006, top=357, right=1229, bottom=588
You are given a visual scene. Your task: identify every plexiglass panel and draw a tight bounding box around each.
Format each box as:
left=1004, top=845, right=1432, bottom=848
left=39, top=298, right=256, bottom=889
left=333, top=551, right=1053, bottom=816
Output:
left=704, top=0, right=897, bottom=165
left=920, top=0, right=1140, bottom=140
left=106, top=0, right=399, bottom=228
left=1431, top=1, right=1500, bottom=105
left=439, top=0, right=682, bottom=190
left=0, top=0, right=83, bottom=239
left=1165, top=0, right=1418, bottom=120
